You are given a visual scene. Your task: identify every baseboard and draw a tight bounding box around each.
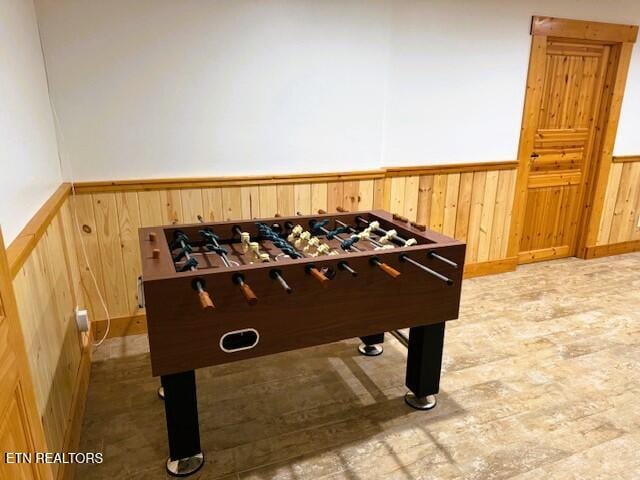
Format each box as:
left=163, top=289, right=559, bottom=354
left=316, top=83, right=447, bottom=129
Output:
left=463, top=257, right=518, bottom=278
left=93, top=314, right=147, bottom=340
left=584, top=239, right=640, bottom=259
left=56, top=345, right=91, bottom=480
left=518, top=245, right=571, bottom=264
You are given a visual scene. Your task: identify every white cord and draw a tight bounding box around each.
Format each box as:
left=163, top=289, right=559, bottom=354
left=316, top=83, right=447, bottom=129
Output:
left=36, top=23, right=111, bottom=346
left=70, top=182, right=112, bottom=346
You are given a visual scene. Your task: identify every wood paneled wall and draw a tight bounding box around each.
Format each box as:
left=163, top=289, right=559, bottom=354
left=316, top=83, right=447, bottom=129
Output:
left=387, top=170, right=516, bottom=264
left=71, top=165, right=518, bottom=331
left=10, top=197, right=88, bottom=478
left=597, top=158, right=640, bottom=245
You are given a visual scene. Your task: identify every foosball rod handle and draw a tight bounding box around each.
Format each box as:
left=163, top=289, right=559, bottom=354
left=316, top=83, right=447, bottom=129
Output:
left=317, top=209, right=327, bottom=214
left=239, top=283, right=258, bottom=305
left=307, top=266, right=330, bottom=287
left=198, top=290, right=215, bottom=309
left=371, top=258, right=401, bottom=278
left=336, top=206, right=349, bottom=213
left=194, top=279, right=215, bottom=309
left=233, top=274, right=258, bottom=305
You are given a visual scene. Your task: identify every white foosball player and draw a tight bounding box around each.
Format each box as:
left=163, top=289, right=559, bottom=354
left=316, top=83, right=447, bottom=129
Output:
left=240, top=231, right=251, bottom=253
left=287, top=224, right=304, bottom=243
left=249, top=242, right=270, bottom=263
left=294, top=231, right=311, bottom=249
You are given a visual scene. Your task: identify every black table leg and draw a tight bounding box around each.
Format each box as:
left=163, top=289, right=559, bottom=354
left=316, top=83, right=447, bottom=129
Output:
left=358, top=332, right=385, bottom=356
left=161, top=370, right=204, bottom=476
left=404, top=322, right=446, bottom=410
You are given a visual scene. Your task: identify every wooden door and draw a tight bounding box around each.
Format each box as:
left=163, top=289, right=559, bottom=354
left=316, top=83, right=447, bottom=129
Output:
left=518, top=39, right=611, bottom=263
left=0, top=229, right=52, bottom=479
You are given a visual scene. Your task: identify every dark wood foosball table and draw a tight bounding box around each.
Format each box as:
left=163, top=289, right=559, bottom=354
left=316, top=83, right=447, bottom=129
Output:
left=139, top=210, right=465, bottom=476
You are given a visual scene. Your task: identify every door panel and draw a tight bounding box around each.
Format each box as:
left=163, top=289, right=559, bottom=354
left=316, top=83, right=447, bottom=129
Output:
left=0, top=230, right=51, bottom=480
left=519, top=40, right=610, bottom=263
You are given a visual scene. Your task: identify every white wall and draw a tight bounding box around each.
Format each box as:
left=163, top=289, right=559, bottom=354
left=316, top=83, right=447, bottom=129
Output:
left=34, top=0, right=640, bottom=181
left=616, top=47, right=640, bottom=155
left=0, top=0, right=61, bottom=243
left=35, top=0, right=391, bottom=180
left=384, top=0, right=640, bottom=165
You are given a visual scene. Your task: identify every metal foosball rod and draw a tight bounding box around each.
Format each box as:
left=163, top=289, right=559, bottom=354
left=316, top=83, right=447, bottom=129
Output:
left=310, top=219, right=400, bottom=279
left=258, top=223, right=303, bottom=258
left=285, top=222, right=328, bottom=257
left=353, top=216, right=417, bottom=246
left=269, top=269, right=293, bottom=293
left=234, top=224, right=295, bottom=291
left=200, top=228, right=259, bottom=305
left=232, top=225, right=271, bottom=263
left=309, top=219, right=363, bottom=252
left=338, top=261, right=358, bottom=276
left=390, top=329, right=409, bottom=348
left=335, top=219, right=452, bottom=283
left=427, top=250, right=458, bottom=268
left=399, top=254, right=453, bottom=285
left=257, top=222, right=329, bottom=285
left=171, top=231, right=215, bottom=309
left=312, top=215, right=379, bottom=252
left=334, top=219, right=391, bottom=250
left=355, top=216, right=458, bottom=269
left=199, top=229, right=231, bottom=267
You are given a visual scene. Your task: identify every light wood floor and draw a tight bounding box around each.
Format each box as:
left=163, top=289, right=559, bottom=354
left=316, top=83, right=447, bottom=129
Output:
left=80, top=253, right=640, bottom=479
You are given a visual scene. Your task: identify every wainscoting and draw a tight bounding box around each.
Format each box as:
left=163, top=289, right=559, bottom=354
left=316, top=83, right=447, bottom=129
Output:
left=596, top=157, right=640, bottom=248
left=6, top=186, right=91, bottom=480
left=69, top=162, right=519, bottom=336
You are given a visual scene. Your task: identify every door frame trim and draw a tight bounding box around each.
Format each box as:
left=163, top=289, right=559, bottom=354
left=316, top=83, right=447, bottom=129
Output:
left=531, top=16, right=638, bottom=43
left=507, top=16, right=638, bottom=262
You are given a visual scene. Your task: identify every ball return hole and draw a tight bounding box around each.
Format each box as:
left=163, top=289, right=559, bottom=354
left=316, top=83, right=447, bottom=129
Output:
left=220, top=328, right=260, bottom=353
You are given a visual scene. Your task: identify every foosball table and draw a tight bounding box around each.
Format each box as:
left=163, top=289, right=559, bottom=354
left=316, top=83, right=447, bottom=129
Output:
left=139, top=209, right=465, bottom=476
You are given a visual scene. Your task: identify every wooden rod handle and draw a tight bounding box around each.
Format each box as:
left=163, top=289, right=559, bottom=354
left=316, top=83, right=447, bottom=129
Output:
left=317, top=209, right=327, bottom=214
left=198, top=290, right=215, bottom=309
left=152, top=248, right=160, bottom=259
left=336, top=206, right=349, bottom=213
left=410, top=222, right=427, bottom=231
left=377, top=262, right=401, bottom=278
left=149, top=232, right=157, bottom=242
left=309, top=267, right=329, bottom=288
left=393, top=213, right=409, bottom=222
left=239, top=283, right=258, bottom=306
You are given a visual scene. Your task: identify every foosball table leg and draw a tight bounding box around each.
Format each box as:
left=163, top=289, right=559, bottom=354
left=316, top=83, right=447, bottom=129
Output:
left=161, top=370, right=204, bottom=477
left=404, top=322, right=445, bottom=411
left=358, top=333, right=385, bottom=356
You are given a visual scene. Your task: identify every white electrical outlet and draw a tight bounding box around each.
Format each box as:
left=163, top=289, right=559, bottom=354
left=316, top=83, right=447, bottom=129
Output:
left=75, top=307, right=89, bottom=333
